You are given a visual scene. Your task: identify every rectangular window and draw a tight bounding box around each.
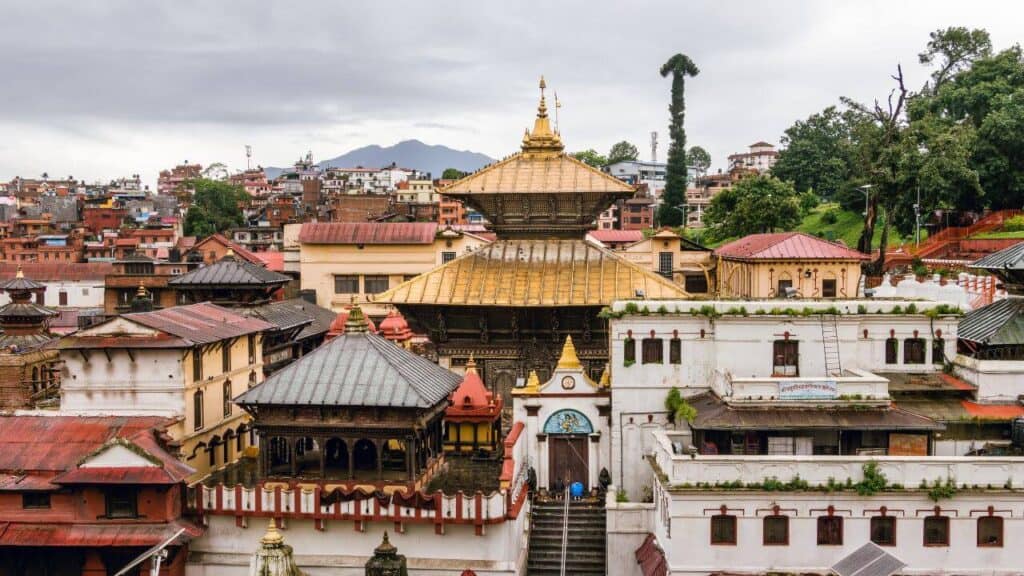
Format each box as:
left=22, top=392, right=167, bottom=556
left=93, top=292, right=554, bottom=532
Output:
left=58, top=291, right=68, bottom=306
left=363, top=275, right=389, bottom=294
left=904, top=338, right=926, bottom=364
left=105, top=488, right=138, bottom=519
left=817, top=516, right=843, bottom=545
left=932, top=338, right=944, bottom=365
left=978, top=516, right=1003, bottom=547
left=763, top=515, right=789, bottom=546
left=248, top=334, right=256, bottom=364
left=711, top=515, right=737, bottom=545
left=773, top=340, right=799, bottom=376
left=222, top=344, right=231, bottom=373
left=192, top=348, right=203, bottom=381
left=924, top=515, right=949, bottom=546
left=658, top=252, right=673, bottom=278
left=642, top=338, right=663, bottom=364
left=684, top=273, right=708, bottom=293
left=885, top=338, right=898, bottom=364
left=871, top=516, right=896, bottom=546
left=669, top=338, right=682, bottom=364
left=22, top=493, right=51, bottom=509
left=249, top=371, right=257, bottom=389
left=223, top=380, right=232, bottom=417
left=822, top=279, right=837, bottom=298
left=777, top=279, right=793, bottom=298
left=441, top=251, right=457, bottom=264
left=193, top=390, right=204, bottom=431
left=333, top=275, right=358, bottom=294
left=623, top=338, right=636, bottom=365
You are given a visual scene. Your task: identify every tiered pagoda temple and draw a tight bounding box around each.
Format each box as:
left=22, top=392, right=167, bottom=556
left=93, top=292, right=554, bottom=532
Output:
left=0, top=267, right=61, bottom=409
left=379, top=78, right=688, bottom=404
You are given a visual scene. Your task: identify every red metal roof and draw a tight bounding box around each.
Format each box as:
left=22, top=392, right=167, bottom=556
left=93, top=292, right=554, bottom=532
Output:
left=714, top=232, right=869, bottom=261
left=960, top=401, right=1024, bottom=420
left=0, top=262, right=113, bottom=282
left=0, top=520, right=201, bottom=547
left=299, top=222, right=439, bottom=245
left=255, top=251, right=285, bottom=272
left=52, top=466, right=184, bottom=485
left=588, top=230, right=644, bottom=244
left=189, top=233, right=263, bottom=264
left=124, top=302, right=274, bottom=346
left=0, top=416, right=190, bottom=489
left=938, top=373, right=977, bottom=391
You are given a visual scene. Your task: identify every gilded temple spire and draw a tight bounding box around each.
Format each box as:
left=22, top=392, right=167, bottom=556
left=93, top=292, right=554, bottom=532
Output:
left=521, top=75, right=564, bottom=156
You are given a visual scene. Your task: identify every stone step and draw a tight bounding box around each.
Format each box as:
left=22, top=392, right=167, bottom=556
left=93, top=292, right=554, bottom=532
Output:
left=527, top=559, right=605, bottom=572
left=533, top=516, right=606, bottom=525
left=528, top=549, right=606, bottom=561
left=529, top=540, right=606, bottom=552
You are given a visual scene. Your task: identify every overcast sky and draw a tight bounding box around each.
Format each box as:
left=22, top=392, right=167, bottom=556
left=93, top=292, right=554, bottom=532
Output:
left=1, top=1, right=1021, bottom=188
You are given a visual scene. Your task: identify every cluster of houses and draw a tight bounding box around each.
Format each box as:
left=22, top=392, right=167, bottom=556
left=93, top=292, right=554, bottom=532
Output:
left=0, top=81, right=1022, bottom=576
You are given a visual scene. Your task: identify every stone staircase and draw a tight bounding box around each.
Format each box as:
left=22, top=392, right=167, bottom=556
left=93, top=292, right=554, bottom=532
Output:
left=526, top=498, right=606, bottom=575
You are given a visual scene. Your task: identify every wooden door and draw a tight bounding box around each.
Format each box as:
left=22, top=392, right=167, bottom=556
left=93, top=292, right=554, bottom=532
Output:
left=548, top=436, right=589, bottom=491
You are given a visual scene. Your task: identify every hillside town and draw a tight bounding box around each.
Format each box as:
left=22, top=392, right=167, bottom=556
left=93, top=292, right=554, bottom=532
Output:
left=4, top=7, right=1024, bottom=576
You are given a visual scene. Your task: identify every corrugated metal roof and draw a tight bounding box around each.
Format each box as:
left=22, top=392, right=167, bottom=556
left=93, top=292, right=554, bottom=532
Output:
left=832, top=542, right=905, bottom=576
left=689, top=392, right=943, bottom=431
left=255, top=251, right=285, bottom=272
left=0, top=520, right=201, bottom=547
left=189, top=233, right=263, bottom=264
left=51, top=466, right=184, bottom=485
left=0, top=275, right=44, bottom=291
left=124, top=302, right=274, bottom=346
left=298, top=222, right=439, bottom=245
left=246, top=299, right=315, bottom=332
left=970, top=241, right=1024, bottom=270
left=168, top=255, right=290, bottom=287
left=377, top=239, right=689, bottom=307
left=236, top=331, right=461, bottom=409
left=587, top=230, right=645, bottom=244
left=715, top=232, right=869, bottom=261
left=958, top=298, right=1024, bottom=345
left=0, top=302, right=58, bottom=318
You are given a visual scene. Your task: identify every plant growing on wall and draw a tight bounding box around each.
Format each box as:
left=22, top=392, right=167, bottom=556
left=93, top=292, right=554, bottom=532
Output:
left=665, top=387, right=697, bottom=426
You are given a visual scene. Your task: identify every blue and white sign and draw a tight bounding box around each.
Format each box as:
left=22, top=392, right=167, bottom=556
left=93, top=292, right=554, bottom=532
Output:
left=543, top=409, right=594, bottom=435
left=778, top=380, right=838, bottom=400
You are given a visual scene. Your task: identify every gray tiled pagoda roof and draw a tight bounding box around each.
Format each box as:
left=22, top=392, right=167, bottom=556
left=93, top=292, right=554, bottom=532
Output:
left=168, top=256, right=290, bottom=287
left=958, top=298, right=1024, bottom=345
left=970, top=241, right=1024, bottom=271
left=235, top=331, right=461, bottom=409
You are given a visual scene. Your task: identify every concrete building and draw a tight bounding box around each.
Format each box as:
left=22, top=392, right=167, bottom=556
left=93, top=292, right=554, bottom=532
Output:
left=727, top=141, right=779, bottom=173
left=616, top=228, right=714, bottom=294
left=0, top=262, right=110, bottom=308
left=298, top=222, right=490, bottom=318
left=56, top=302, right=271, bottom=481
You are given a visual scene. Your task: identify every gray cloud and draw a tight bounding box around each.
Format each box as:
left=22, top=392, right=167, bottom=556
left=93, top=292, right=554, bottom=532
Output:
left=0, top=0, right=1021, bottom=185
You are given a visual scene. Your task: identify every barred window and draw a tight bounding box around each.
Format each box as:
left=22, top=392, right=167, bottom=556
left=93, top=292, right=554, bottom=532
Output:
left=711, top=515, right=736, bottom=545
left=817, top=516, right=843, bottom=545
left=885, top=338, right=898, bottom=364
left=363, top=275, right=390, bottom=294
left=669, top=338, right=682, bottom=364
left=642, top=338, right=663, bottom=364
left=870, top=516, right=896, bottom=546
left=924, top=515, right=949, bottom=547
left=333, top=275, right=358, bottom=294
left=763, top=515, right=789, bottom=546
left=904, top=338, right=926, bottom=364
left=624, top=338, right=636, bottom=365
left=978, top=516, right=1003, bottom=547
left=773, top=340, right=799, bottom=376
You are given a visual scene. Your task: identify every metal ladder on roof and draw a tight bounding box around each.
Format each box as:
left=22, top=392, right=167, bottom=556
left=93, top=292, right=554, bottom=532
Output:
left=821, top=313, right=842, bottom=376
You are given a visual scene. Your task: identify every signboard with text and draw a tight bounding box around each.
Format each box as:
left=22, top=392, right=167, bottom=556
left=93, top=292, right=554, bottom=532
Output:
left=778, top=380, right=838, bottom=400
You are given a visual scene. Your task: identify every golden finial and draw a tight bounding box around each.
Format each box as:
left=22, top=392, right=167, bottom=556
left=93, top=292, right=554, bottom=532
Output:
left=513, top=370, right=541, bottom=396
left=225, top=247, right=235, bottom=259
left=15, top=265, right=23, bottom=279
left=136, top=280, right=148, bottom=298
left=465, top=354, right=478, bottom=374
left=556, top=335, right=581, bottom=370
left=522, top=76, right=563, bottom=155
left=261, top=518, right=284, bottom=546
left=599, top=364, right=611, bottom=389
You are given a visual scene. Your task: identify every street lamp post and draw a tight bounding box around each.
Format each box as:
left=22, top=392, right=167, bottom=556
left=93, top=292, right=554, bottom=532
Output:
left=858, top=184, right=873, bottom=218
left=913, top=185, right=922, bottom=249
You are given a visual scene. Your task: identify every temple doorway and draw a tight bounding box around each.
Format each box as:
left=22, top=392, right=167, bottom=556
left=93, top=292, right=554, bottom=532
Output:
left=548, top=436, right=588, bottom=491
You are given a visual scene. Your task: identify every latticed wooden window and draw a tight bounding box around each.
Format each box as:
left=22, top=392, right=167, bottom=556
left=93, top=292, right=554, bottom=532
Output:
left=763, top=515, right=788, bottom=546
left=904, top=338, right=926, bottom=364
left=642, top=338, right=663, bottom=364
left=977, top=516, right=1002, bottom=547
left=711, top=515, right=736, bottom=545
left=623, top=338, right=636, bottom=365
left=669, top=338, right=682, bottom=364
left=817, top=516, right=843, bottom=545
left=773, top=340, right=799, bottom=376
left=870, top=516, right=896, bottom=546
left=885, top=338, right=898, bottom=364
left=924, top=515, right=949, bottom=546
left=932, top=338, right=945, bottom=365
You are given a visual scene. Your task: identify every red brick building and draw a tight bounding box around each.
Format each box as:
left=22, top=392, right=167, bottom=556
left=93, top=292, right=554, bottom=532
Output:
left=0, top=416, right=199, bottom=575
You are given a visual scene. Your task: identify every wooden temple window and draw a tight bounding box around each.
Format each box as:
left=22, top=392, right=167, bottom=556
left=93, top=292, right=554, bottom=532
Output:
left=669, top=338, right=682, bottom=364
left=642, top=338, right=663, bottom=364
left=772, top=340, right=799, bottom=376
left=441, top=251, right=457, bottom=264
left=248, top=334, right=256, bottom=364
left=193, top=348, right=203, bottom=381
left=22, top=493, right=51, bottom=509
left=710, top=514, right=737, bottom=545
left=978, top=516, right=1003, bottom=547
left=817, top=516, right=843, bottom=545
left=623, top=338, right=636, bottom=365
left=885, top=338, right=898, bottom=364
left=684, top=273, right=708, bottom=294
left=658, top=252, right=673, bottom=278
left=223, top=380, right=232, bottom=417
left=932, top=338, right=945, bottom=365
left=333, top=275, right=358, bottom=294
left=193, top=390, right=204, bottom=431
left=105, top=488, right=138, bottom=519
left=776, top=279, right=793, bottom=298
left=924, top=515, right=950, bottom=546
left=363, top=275, right=390, bottom=295
left=870, top=516, right=896, bottom=546
left=763, top=515, right=789, bottom=546
left=904, top=338, right=926, bottom=364
left=822, top=279, right=837, bottom=298
left=222, top=344, right=231, bottom=373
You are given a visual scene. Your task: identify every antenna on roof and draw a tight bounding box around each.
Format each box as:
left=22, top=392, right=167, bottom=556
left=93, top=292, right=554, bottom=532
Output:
left=650, top=132, right=658, bottom=163
left=245, top=145, right=252, bottom=171
left=554, top=91, right=562, bottom=134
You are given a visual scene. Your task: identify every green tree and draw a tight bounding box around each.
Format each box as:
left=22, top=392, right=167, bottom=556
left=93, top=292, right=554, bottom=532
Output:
left=704, top=175, right=801, bottom=239
left=572, top=149, right=608, bottom=168
left=607, top=140, right=639, bottom=164
left=183, top=178, right=248, bottom=237
left=918, top=26, right=992, bottom=90
left=441, top=168, right=465, bottom=180
left=658, top=54, right=700, bottom=226
left=687, top=146, right=711, bottom=181
left=772, top=106, right=858, bottom=199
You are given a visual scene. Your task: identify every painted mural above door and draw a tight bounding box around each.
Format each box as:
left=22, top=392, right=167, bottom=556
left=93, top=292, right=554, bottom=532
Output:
left=543, top=409, right=593, bottom=435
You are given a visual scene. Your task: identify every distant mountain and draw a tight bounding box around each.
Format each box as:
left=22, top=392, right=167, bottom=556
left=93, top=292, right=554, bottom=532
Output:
left=264, top=139, right=495, bottom=180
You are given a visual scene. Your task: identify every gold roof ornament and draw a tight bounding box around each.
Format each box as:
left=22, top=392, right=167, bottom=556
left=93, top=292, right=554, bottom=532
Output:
left=556, top=335, right=581, bottom=370
left=261, top=518, right=284, bottom=546
left=344, top=303, right=370, bottom=334
left=15, top=266, right=23, bottom=279
left=513, top=370, right=541, bottom=396
left=599, top=364, right=611, bottom=389
left=520, top=75, right=564, bottom=157
left=136, top=280, right=148, bottom=298
left=465, top=354, right=478, bottom=375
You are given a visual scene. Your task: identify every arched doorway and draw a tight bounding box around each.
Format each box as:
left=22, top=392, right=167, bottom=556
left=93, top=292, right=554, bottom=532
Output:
left=353, top=439, right=377, bottom=473
left=544, top=409, right=593, bottom=491
left=294, top=437, right=320, bottom=476
left=324, top=437, right=349, bottom=478
left=267, top=436, right=291, bottom=475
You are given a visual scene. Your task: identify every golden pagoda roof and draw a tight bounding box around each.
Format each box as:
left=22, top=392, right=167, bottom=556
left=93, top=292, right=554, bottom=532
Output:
left=441, top=77, right=634, bottom=196
left=376, top=239, right=689, bottom=307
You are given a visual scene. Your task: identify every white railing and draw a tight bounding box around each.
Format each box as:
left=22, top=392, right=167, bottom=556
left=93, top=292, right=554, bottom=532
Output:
left=560, top=484, right=570, bottom=576
left=652, top=431, right=1024, bottom=489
